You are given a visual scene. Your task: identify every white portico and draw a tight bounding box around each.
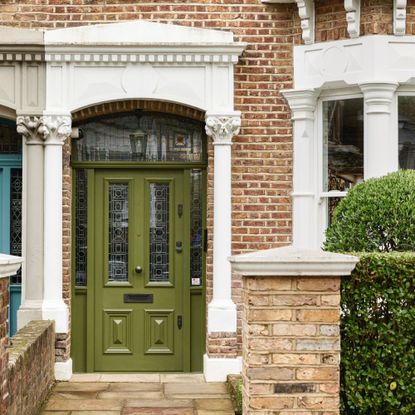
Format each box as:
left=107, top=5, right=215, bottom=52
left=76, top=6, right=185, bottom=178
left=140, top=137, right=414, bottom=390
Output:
left=0, top=21, right=246, bottom=380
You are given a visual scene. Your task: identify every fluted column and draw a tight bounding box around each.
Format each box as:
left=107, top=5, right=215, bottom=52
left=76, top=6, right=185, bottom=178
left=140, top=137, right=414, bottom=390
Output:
left=42, top=114, right=71, bottom=334
left=16, top=116, right=47, bottom=329
left=282, top=89, right=319, bottom=249
left=205, top=113, right=241, bottom=333
left=359, top=82, right=399, bottom=179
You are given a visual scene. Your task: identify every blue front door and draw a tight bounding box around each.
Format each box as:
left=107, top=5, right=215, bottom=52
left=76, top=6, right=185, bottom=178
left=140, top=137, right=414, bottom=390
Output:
left=0, top=118, right=22, bottom=336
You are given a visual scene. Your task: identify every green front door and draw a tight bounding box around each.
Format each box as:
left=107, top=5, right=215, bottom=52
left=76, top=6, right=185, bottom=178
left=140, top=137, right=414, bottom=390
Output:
left=94, top=169, right=186, bottom=371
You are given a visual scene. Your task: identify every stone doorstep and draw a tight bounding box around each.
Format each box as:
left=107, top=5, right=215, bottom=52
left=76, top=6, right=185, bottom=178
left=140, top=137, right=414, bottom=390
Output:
left=69, top=373, right=206, bottom=383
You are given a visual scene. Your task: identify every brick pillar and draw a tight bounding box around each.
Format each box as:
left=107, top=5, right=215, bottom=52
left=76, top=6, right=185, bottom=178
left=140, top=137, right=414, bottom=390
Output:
left=0, top=254, right=23, bottom=414
left=230, top=246, right=358, bottom=415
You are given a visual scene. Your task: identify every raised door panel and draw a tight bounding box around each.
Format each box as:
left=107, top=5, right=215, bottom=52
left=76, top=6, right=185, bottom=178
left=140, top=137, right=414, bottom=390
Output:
left=144, top=309, right=174, bottom=355
left=103, top=309, right=133, bottom=354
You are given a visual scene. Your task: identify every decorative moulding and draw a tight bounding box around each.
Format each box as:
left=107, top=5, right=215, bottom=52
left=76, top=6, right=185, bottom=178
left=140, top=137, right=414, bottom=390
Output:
left=229, top=245, right=358, bottom=276
left=0, top=253, right=23, bottom=279
left=394, top=0, right=407, bottom=36
left=344, top=0, right=361, bottom=38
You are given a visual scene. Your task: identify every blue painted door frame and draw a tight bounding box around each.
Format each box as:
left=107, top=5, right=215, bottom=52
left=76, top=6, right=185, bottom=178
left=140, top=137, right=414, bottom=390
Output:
left=0, top=154, right=22, bottom=336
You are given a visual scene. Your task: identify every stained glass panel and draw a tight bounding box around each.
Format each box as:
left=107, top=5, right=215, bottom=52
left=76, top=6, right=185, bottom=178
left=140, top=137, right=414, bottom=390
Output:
left=108, top=183, right=129, bottom=282
left=190, top=170, right=203, bottom=287
left=149, top=183, right=169, bottom=282
left=0, top=122, right=22, bottom=154
left=10, top=169, right=22, bottom=285
left=74, top=113, right=205, bottom=163
left=75, top=170, right=88, bottom=286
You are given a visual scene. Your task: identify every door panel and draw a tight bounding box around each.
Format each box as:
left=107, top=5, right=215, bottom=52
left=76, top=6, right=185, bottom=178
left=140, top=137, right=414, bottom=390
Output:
left=94, top=170, right=184, bottom=371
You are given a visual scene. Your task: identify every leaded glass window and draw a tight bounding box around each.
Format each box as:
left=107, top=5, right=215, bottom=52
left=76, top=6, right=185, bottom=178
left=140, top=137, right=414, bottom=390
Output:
left=10, top=168, right=22, bottom=285
left=75, top=170, right=88, bottom=286
left=108, top=183, right=129, bottom=282
left=74, top=112, right=205, bottom=163
left=190, top=170, right=203, bottom=287
left=0, top=122, right=22, bottom=154
left=149, top=183, right=169, bottom=282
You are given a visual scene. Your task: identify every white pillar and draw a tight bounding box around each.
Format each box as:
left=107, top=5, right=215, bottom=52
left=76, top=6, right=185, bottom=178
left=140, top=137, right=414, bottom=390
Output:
left=282, top=89, right=319, bottom=249
left=205, top=113, right=241, bottom=333
left=16, top=116, right=47, bottom=329
left=359, top=82, right=399, bottom=179
left=42, top=114, right=71, bottom=334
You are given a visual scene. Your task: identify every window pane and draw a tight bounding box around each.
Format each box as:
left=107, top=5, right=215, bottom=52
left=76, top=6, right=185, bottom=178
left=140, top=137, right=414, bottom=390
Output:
left=398, top=96, right=415, bottom=169
left=108, top=183, right=129, bottom=282
left=74, top=112, right=205, bottom=163
left=190, top=169, right=203, bottom=287
left=75, top=169, right=88, bottom=286
left=10, top=169, right=22, bottom=285
left=149, top=183, right=169, bottom=282
left=323, top=99, right=364, bottom=191
left=0, top=121, right=22, bottom=154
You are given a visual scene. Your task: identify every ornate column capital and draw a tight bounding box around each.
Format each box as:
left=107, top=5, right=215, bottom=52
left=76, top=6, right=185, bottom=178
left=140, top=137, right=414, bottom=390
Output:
left=42, top=115, right=72, bottom=146
left=16, top=115, right=48, bottom=145
left=205, top=113, right=241, bottom=145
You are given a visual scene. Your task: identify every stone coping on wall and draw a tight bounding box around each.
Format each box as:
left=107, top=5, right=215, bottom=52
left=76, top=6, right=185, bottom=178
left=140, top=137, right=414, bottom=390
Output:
left=0, top=253, right=23, bottom=279
left=229, top=245, right=359, bottom=276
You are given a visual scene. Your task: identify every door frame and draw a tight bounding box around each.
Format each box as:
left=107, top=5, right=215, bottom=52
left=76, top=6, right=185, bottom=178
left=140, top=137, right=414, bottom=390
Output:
left=71, top=163, right=207, bottom=373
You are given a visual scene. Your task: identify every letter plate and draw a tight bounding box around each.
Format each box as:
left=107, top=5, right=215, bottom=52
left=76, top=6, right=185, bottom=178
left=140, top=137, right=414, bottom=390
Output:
left=124, top=293, right=154, bottom=303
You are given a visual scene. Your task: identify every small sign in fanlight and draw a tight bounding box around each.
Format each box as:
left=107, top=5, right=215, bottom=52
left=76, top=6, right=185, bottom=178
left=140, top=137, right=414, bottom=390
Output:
left=191, top=277, right=201, bottom=286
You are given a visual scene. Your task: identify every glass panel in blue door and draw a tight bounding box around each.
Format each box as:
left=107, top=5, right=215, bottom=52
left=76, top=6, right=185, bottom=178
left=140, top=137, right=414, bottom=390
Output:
left=149, top=183, right=169, bottom=282
left=108, top=183, right=129, bottom=282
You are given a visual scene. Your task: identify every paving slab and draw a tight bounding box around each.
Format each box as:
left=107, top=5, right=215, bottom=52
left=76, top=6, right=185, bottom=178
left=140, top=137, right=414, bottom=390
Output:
left=49, top=391, right=99, bottom=400
left=196, top=411, right=235, bottom=415
left=99, top=391, right=164, bottom=400
left=100, top=374, right=161, bottom=383
left=71, top=412, right=121, bottom=415
left=123, top=409, right=194, bottom=415
left=194, top=399, right=234, bottom=411
left=160, top=374, right=205, bottom=383
left=45, top=399, right=123, bottom=411
left=54, top=382, right=110, bottom=392
left=124, top=399, right=194, bottom=408
left=108, top=382, right=161, bottom=392
left=70, top=374, right=103, bottom=382
left=164, top=382, right=228, bottom=395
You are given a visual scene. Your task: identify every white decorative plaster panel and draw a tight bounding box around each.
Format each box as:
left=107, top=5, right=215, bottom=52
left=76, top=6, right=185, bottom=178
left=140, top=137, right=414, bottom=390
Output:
left=294, top=36, right=415, bottom=89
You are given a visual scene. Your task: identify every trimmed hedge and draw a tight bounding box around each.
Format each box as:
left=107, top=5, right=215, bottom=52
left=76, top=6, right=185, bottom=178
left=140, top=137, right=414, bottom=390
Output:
left=325, top=170, right=415, bottom=252
left=340, top=253, right=415, bottom=414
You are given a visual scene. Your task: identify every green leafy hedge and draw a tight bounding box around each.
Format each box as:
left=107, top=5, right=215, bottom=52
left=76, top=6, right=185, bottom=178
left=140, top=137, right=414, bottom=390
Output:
left=325, top=170, right=415, bottom=252
left=340, top=253, right=415, bottom=414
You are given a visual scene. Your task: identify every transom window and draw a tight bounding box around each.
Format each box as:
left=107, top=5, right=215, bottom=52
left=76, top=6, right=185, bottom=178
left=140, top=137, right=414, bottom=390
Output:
left=73, top=112, right=206, bottom=163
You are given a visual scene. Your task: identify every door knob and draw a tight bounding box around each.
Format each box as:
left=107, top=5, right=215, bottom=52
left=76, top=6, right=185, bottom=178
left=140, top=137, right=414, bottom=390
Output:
left=135, top=266, right=143, bottom=273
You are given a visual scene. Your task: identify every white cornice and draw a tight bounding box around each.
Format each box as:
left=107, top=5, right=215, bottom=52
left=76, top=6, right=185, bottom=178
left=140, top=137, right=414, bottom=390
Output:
left=44, top=44, right=246, bottom=64
left=229, top=246, right=358, bottom=277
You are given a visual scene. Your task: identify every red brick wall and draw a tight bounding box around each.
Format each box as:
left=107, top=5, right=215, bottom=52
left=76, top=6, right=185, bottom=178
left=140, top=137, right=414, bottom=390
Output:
left=0, top=278, right=9, bottom=414
left=8, top=320, right=55, bottom=415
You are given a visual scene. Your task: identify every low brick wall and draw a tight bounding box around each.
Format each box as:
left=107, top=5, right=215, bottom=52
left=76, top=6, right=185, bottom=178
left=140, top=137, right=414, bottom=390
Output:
left=230, top=246, right=357, bottom=415
left=242, top=275, right=342, bottom=414
left=8, top=320, right=55, bottom=415
left=0, top=277, right=9, bottom=414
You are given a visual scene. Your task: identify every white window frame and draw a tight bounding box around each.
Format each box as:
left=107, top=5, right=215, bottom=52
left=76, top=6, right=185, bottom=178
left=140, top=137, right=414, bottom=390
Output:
left=316, top=89, right=364, bottom=247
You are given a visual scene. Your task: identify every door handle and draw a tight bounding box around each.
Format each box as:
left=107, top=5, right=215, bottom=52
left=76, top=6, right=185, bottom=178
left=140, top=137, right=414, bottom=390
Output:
left=135, top=266, right=143, bottom=273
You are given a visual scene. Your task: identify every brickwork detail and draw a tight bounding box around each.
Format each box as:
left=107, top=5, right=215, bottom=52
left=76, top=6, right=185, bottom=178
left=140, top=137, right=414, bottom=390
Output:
left=8, top=320, right=55, bottom=415
left=242, top=275, right=341, bottom=414
left=0, top=278, right=9, bottom=414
